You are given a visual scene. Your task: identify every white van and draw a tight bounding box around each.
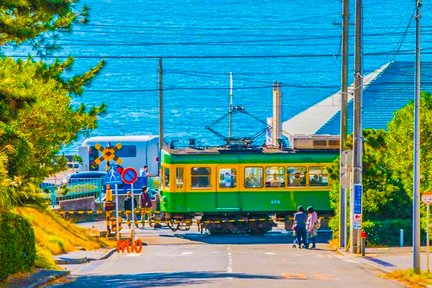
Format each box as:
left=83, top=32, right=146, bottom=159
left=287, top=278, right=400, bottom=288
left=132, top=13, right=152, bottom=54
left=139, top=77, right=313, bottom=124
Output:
left=78, top=135, right=160, bottom=176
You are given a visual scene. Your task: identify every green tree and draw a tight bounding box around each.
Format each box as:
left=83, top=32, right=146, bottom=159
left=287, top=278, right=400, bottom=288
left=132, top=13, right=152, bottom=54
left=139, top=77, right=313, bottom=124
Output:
left=0, top=0, right=104, bottom=208
left=0, top=0, right=88, bottom=50
left=328, top=129, right=411, bottom=235
left=386, top=92, right=432, bottom=195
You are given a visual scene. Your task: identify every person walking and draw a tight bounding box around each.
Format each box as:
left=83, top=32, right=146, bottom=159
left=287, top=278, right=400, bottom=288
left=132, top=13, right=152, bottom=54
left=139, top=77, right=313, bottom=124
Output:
left=123, top=191, right=138, bottom=228
left=306, top=206, right=318, bottom=249
left=139, top=186, right=153, bottom=228
left=293, top=205, right=307, bottom=249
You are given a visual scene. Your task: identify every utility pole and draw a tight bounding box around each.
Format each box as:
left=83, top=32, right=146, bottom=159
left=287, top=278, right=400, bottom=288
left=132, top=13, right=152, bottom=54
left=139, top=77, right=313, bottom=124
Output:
left=229, top=72, right=233, bottom=140
left=413, top=0, right=421, bottom=274
left=158, top=58, right=163, bottom=151
left=339, top=0, right=349, bottom=249
left=351, top=0, right=363, bottom=254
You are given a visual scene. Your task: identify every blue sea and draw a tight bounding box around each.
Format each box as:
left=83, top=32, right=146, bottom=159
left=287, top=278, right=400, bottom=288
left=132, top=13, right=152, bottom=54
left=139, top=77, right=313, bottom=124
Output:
left=11, top=0, right=432, bottom=154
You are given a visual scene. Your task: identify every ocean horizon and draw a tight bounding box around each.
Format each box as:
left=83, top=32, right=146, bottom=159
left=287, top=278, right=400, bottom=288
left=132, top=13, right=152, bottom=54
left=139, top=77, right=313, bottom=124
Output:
left=7, top=0, right=432, bottom=155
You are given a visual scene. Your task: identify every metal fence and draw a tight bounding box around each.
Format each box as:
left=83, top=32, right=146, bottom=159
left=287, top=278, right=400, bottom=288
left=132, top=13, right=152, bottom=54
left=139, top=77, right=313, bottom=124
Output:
left=42, top=178, right=103, bottom=207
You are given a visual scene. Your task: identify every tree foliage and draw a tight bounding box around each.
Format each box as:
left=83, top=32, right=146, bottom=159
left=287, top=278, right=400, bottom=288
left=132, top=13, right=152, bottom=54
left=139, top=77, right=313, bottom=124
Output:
left=386, top=92, right=432, bottom=195
left=328, top=129, right=411, bottom=234
left=0, top=0, right=88, bottom=50
left=329, top=92, right=432, bottom=241
left=0, top=0, right=105, bottom=210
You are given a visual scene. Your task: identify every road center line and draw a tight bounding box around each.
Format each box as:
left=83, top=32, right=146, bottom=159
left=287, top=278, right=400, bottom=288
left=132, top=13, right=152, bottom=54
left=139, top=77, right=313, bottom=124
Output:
left=227, top=247, right=233, bottom=273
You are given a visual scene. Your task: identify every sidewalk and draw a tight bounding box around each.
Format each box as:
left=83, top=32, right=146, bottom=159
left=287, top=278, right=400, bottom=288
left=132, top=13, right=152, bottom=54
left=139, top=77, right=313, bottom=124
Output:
left=338, top=246, right=430, bottom=273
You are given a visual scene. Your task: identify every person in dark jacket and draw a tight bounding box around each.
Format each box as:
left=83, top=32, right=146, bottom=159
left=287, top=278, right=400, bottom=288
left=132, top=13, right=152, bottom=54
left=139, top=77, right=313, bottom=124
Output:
left=123, top=191, right=138, bottom=228
left=293, top=205, right=307, bottom=248
left=139, top=186, right=153, bottom=228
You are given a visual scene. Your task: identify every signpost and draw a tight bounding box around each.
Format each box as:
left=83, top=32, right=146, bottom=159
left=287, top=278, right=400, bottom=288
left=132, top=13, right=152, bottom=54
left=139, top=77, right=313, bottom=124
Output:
left=122, top=167, right=139, bottom=241
left=422, top=191, right=432, bottom=272
left=105, top=166, right=123, bottom=241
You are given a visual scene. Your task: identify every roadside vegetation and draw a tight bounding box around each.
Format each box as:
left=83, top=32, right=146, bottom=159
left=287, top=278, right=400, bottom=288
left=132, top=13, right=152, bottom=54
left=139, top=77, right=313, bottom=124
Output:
left=328, top=92, right=432, bottom=246
left=385, top=269, right=432, bottom=288
left=0, top=0, right=108, bottom=280
left=15, top=206, right=113, bottom=269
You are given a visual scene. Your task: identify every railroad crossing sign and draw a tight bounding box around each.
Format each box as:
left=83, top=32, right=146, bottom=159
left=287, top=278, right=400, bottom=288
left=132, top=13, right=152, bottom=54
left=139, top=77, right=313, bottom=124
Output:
left=93, top=142, right=123, bottom=166
left=422, top=191, right=432, bottom=205
left=121, top=167, right=138, bottom=185
left=104, top=165, right=123, bottom=185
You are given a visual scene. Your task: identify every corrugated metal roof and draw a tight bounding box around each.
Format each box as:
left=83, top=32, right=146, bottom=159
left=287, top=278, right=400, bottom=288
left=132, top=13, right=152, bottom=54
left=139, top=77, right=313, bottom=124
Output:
left=317, top=61, right=432, bottom=134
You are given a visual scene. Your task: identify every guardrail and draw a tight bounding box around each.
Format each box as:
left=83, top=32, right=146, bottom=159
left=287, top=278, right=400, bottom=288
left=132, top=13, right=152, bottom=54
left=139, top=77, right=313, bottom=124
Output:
left=42, top=178, right=103, bottom=207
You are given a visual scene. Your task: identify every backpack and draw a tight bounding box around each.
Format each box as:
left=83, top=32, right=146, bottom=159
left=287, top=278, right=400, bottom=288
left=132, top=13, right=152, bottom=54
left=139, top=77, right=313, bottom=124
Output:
left=314, top=217, right=321, bottom=230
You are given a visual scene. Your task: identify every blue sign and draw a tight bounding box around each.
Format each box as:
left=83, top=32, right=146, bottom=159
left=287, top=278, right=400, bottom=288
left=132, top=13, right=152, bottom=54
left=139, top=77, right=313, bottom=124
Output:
left=104, top=166, right=123, bottom=185
left=354, top=184, right=362, bottom=214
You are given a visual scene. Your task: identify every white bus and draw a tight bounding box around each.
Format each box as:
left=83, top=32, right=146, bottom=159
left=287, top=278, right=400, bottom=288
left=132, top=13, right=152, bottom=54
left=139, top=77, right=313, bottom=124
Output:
left=78, top=135, right=160, bottom=176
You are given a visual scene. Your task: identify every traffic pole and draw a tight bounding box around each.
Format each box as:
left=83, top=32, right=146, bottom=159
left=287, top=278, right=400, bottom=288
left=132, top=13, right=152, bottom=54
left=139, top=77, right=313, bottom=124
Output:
left=131, top=183, right=135, bottom=242
left=427, top=202, right=430, bottom=272
left=115, top=183, right=119, bottom=241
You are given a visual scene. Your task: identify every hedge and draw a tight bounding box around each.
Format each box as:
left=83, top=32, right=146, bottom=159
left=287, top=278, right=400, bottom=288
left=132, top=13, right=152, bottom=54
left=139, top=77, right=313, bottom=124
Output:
left=362, top=219, right=413, bottom=246
left=0, top=212, right=36, bottom=281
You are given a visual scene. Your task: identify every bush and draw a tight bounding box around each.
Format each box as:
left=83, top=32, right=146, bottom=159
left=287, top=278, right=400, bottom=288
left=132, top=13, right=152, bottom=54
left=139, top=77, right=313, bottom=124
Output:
left=0, top=212, right=36, bottom=281
left=362, top=219, right=412, bottom=246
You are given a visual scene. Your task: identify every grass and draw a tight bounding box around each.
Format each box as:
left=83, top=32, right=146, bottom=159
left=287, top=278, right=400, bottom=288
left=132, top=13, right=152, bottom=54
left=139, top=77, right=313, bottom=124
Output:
left=14, top=205, right=114, bottom=269
left=385, top=269, right=432, bottom=288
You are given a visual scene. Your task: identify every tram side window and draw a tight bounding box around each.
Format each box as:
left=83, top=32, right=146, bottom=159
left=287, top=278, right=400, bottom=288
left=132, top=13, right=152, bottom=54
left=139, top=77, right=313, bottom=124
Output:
left=191, top=167, right=211, bottom=188
left=219, top=168, right=237, bottom=188
left=309, top=166, right=329, bottom=186
left=176, top=168, right=184, bottom=189
left=287, top=167, right=306, bottom=187
left=164, top=167, right=170, bottom=188
left=244, top=167, right=263, bottom=188
left=265, top=166, right=285, bottom=188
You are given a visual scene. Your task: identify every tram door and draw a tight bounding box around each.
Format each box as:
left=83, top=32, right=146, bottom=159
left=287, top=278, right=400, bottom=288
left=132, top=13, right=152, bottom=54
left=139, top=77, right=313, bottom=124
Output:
left=216, top=166, right=240, bottom=210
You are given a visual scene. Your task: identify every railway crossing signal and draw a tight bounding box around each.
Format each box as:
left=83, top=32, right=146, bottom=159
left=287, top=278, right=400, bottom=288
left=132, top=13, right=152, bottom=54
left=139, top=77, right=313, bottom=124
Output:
left=93, top=142, right=123, bottom=166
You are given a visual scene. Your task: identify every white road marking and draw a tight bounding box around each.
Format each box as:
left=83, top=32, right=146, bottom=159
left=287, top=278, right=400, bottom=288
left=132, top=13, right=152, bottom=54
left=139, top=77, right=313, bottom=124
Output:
left=264, top=252, right=276, bottom=255
left=181, top=251, right=193, bottom=255
left=343, top=259, right=359, bottom=263
left=125, top=253, right=142, bottom=257
left=227, top=247, right=233, bottom=273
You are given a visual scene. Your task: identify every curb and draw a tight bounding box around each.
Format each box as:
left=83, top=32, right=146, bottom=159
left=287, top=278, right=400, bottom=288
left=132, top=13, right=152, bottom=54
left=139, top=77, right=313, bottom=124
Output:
left=6, top=269, right=70, bottom=288
left=335, top=248, right=394, bottom=274
left=34, top=270, right=70, bottom=288
left=55, top=248, right=116, bottom=265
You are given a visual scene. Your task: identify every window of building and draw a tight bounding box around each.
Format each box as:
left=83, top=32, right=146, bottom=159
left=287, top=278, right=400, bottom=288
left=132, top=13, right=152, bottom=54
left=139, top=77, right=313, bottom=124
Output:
left=309, top=166, right=329, bottom=186
left=287, top=166, right=307, bottom=187
left=176, top=168, right=184, bottom=189
left=191, top=167, right=211, bottom=188
left=164, top=167, right=170, bottom=188
left=115, top=145, right=137, bottom=158
left=265, top=166, right=285, bottom=188
left=244, top=167, right=263, bottom=188
left=219, top=168, right=237, bottom=188
left=89, top=146, right=99, bottom=171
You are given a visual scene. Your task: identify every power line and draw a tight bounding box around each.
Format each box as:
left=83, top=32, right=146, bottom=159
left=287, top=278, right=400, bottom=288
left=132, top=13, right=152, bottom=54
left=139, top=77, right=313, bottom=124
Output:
left=8, top=49, right=432, bottom=59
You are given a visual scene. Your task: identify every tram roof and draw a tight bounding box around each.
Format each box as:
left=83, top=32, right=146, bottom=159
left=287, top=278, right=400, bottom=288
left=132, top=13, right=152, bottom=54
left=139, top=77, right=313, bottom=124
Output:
left=162, top=147, right=338, bottom=164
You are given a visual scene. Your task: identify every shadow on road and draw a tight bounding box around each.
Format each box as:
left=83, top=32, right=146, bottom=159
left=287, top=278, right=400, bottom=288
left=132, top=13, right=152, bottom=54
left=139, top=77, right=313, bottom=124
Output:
left=166, top=231, right=332, bottom=245
left=53, top=271, right=284, bottom=287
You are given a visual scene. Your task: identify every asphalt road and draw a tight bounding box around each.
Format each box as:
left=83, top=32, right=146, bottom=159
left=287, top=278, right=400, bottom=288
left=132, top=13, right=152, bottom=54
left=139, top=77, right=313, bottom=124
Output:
left=49, top=232, right=403, bottom=288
